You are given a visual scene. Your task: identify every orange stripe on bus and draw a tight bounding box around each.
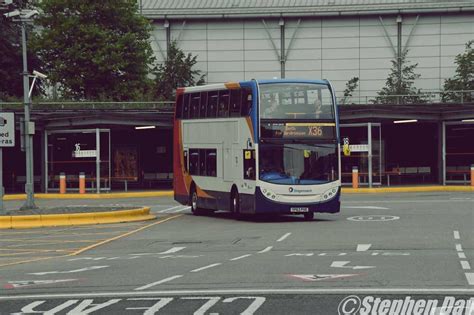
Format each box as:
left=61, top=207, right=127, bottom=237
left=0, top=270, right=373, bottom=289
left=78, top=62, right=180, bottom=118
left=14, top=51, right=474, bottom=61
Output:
left=224, top=82, right=240, bottom=89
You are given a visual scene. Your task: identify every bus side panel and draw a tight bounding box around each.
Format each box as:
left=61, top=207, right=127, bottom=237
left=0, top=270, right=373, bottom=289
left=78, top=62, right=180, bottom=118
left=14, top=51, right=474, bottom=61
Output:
left=173, top=119, right=190, bottom=205
left=254, top=187, right=341, bottom=214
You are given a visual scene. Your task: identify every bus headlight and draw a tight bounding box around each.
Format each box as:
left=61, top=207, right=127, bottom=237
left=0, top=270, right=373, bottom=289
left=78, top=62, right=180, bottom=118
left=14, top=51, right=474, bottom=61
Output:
left=262, top=188, right=277, bottom=200
left=322, top=187, right=339, bottom=200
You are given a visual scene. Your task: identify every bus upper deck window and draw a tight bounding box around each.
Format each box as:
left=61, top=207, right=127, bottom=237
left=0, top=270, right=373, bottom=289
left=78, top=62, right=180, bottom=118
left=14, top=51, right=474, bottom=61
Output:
left=176, top=94, right=183, bottom=118
left=218, top=90, right=230, bottom=118
left=230, top=89, right=241, bottom=117
left=183, top=94, right=190, bottom=119
left=199, top=92, right=208, bottom=118
left=190, top=93, right=200, bottom=119
left=241, top=89, right=252, bottom=116
left=208, top=92, right=218, bottom=118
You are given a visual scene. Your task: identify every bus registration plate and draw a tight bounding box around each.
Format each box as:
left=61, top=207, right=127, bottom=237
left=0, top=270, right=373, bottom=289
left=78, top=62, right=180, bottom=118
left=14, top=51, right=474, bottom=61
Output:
left=291, top=207, right=309, bottom=213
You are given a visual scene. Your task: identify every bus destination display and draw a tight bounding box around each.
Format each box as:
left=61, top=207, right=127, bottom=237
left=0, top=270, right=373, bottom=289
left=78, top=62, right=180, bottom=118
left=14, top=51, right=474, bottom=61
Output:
left=261, top=122, right=335, bottom=139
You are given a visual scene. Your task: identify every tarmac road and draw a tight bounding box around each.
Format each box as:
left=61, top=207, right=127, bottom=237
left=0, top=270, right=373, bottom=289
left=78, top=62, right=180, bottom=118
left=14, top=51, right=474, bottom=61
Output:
left=0, top=192, right=473, bottom=314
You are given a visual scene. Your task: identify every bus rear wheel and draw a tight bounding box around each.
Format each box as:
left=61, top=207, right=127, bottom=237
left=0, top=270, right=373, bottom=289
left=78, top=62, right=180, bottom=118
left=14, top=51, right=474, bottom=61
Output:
left=190, top=186, right=201, bottom=215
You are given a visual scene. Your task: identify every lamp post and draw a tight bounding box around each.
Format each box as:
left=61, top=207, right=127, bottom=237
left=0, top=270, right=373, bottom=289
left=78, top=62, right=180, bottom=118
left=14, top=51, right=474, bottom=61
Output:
left=4, top=8, right=42, bottom=210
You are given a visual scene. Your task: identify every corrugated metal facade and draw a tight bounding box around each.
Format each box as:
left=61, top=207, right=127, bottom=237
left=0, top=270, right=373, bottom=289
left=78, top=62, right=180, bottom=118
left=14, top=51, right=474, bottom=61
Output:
left=145, top=1, right=474, bottom=101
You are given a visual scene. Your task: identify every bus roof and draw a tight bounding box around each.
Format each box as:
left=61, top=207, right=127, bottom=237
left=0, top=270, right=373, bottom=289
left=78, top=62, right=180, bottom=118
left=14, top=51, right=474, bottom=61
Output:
left=179, top=79, right=330, bottom=93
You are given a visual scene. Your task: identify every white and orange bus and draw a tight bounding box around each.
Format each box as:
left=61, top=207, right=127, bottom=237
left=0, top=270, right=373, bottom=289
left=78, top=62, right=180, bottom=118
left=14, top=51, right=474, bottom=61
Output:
left=173, top=79, right=341, bottom=220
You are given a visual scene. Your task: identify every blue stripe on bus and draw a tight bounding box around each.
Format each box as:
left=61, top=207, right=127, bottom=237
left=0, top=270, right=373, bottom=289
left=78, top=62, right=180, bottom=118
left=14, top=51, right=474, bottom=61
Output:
left=239, top=80, right=259, bottom=142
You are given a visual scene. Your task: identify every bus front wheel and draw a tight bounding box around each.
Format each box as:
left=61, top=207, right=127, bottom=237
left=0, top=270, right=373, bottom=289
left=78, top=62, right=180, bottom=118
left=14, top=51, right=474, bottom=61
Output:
left=231, top=189, right=242, bottom=219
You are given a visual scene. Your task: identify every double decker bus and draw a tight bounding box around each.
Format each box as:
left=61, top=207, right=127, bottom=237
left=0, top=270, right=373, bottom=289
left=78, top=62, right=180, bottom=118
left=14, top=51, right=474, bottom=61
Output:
left=173, top=79, right=340, bottom=220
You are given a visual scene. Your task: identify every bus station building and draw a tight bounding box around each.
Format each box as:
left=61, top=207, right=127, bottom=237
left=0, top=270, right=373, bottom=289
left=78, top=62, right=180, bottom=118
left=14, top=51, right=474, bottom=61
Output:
left=1, top=0, right=474, bottom=192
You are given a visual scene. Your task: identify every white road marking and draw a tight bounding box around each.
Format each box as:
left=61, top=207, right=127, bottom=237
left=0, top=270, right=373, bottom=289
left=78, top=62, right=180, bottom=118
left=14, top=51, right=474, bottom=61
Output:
left=381, top=252, right=410, bottom=256
left=126, top=298, right=174, bottom=313
left=170, top=206, right=191, bottom=213
left=181, top=297, right=220, bottom=315
left=347, top=215, right=399, bottom=222
left=29, top=265, right=109, bottom=276
left=158, top=205, right=183, bottom=213
left=158, top=247, right=186, bottom=255
left=460, top=261, right=471, bottom=270
left=343, top=206, right=389, bottom=210
left=466, top=273, right=474, bottom=285
left=331, top=261, right=375, bottom=270
left=190, top=263, right=222, bottom=273
left=277, top=233, right=291, bottom=242
left=456, top=244, right=463, bottom=252
left=258, top=246, right=273, bottom=253
left=135, top=275, right=184, bottom=291
left=453, top=231, right=460, bottom=240
left=222, top=297, right=266, bottom=315
left=2, top=288, right=474, bottom=300
left=356, top=244, right=372, bottom=252
left=458, top=252, right=466, bottom=259
left=230, top=254, right=252, bottom=261
left=317, top=253, right=347, bottom=256
left=290, top=274, right=359, bottom=282
left=286, top=253, right=314, bottom=257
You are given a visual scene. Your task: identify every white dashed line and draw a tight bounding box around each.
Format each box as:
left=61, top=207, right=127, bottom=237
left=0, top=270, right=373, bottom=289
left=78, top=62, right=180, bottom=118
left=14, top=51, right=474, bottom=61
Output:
left=453, top=231, right=460, bottom=240
left=277, top=233, right=291, bottom=242
left=456, top=244, right=463, bottom=252
left=466, top=273, right=474, bottom=285
left=190, top=263, right=222, bottom=273
left=230, top=254, right=252, bottom=261
left=460, top=261, right=471, bottom=270
left=258, top=246, right=273, bottom=253
left=134, top=275, right=183, bottom=291
left=458, top=252, right=466, bottom=259
left=356, top=244, right=372, bottom=252
left=158, top=247, right=186, bottom=255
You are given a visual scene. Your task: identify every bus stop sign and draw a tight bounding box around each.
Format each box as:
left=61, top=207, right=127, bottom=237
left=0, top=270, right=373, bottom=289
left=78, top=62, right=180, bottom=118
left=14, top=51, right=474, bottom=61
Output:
left=0, top=112, right=15, bottom=147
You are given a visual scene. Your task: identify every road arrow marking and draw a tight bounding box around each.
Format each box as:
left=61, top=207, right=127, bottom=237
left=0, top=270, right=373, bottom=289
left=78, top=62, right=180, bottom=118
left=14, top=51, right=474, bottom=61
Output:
left=289, top=274, right=360, bottom=282
left=331, top=261, right=375, bottom=270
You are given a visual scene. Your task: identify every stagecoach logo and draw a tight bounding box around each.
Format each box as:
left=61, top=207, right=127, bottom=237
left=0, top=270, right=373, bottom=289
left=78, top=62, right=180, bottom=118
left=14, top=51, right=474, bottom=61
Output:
left=289, top=187, right=312, bottom=193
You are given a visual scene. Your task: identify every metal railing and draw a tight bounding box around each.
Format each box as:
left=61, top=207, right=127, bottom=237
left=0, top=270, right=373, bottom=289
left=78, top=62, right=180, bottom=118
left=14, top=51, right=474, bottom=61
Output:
left=0, top=101, right=175, bottom=111
left=338, top=90, right=474, bottom=105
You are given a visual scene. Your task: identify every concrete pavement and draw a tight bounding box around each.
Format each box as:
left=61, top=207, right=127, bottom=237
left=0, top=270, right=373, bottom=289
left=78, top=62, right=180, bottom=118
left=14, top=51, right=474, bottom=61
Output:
left=0, top=192, right=472, bottom=314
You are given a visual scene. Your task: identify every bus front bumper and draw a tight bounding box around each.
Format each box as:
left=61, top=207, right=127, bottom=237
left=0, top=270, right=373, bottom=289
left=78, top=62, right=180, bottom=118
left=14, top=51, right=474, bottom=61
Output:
left=253, top=186, right=341, bottom=215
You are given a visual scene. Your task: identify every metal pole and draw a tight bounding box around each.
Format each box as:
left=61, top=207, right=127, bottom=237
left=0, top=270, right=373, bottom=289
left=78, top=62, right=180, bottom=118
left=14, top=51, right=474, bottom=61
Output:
left=20, top=21, right=37, bottom=210
left=96, top=128, right=100, bottom=194
left=368, top=122, right=373, bottom=188
left=0, top=148, right=4, bottom=214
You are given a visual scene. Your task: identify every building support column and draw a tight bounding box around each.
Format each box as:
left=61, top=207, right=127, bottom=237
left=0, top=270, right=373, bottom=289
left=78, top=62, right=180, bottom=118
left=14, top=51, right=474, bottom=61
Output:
left=279, top=18, right=285, bottom=79
left=441, top=122, right=446, bottom=185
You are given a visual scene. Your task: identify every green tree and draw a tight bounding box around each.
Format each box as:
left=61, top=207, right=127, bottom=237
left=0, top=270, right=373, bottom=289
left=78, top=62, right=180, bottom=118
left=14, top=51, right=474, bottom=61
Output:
left=0, top=0, right=42, bottom=101
left=153, top=41, right=205, bottom=101
left=373, top=50, right=425, bottom=104
left=32, top=0, right=154, bottom=101
left=442, top=40, right=473, bottom=103
left=338, top=77, right=359, bottom=105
